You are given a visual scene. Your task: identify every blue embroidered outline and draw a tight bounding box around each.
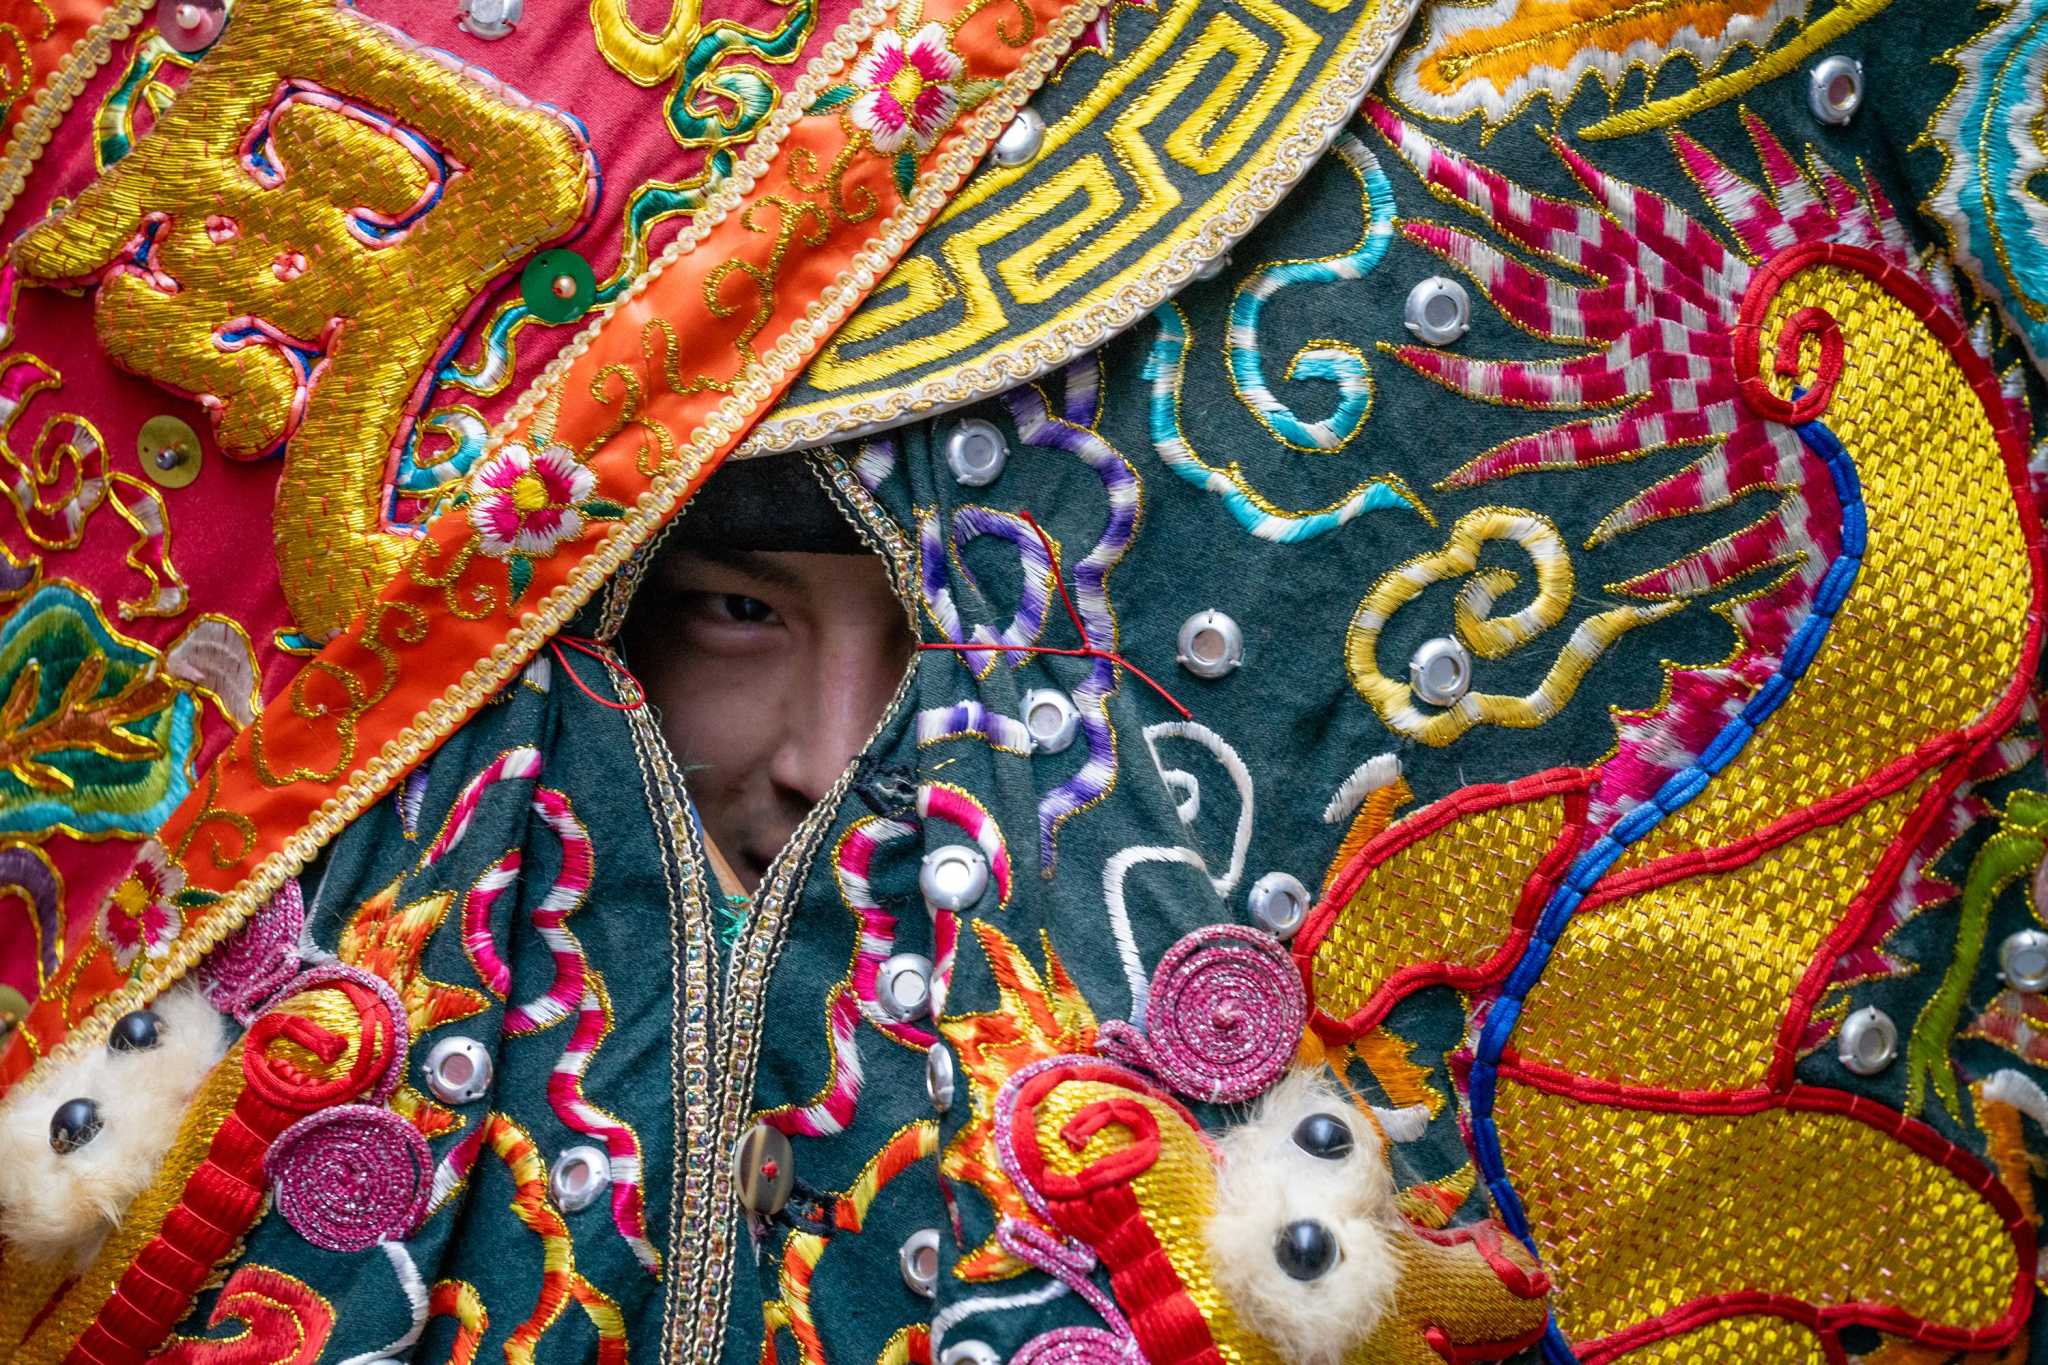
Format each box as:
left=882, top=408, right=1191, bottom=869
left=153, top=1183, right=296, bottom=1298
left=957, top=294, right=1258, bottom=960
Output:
left=1462, top=406, right=1865, bottom=1364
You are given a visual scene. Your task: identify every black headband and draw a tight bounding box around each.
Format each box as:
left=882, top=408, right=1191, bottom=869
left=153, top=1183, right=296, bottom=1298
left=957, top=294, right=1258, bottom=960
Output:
left=676, top=455, right=869, bottom=554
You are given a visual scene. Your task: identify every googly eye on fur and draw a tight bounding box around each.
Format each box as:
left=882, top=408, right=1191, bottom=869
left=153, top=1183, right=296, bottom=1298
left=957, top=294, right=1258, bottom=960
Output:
left=1291, top=1112, right=1355, bottom=1161
left=1275, top=1218, right=1341, bottom=1281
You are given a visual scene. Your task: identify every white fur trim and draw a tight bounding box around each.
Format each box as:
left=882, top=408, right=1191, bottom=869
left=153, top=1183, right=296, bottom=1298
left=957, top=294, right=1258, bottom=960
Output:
left=0, top=986, right=227, bottom=1266
left=1206, top=1070, right=1401, bottom=1364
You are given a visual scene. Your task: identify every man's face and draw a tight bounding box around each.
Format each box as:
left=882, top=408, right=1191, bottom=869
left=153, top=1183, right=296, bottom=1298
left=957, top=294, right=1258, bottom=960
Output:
left=623, top=545, right=913, bottom=891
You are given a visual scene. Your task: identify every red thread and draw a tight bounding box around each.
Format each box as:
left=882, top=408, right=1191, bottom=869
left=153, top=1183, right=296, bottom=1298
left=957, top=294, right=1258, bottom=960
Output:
left=1492, top=1070, right=2036, bottom=1362
left=1006, top=1061, right=1223, bottom=1365
left=1294, top=767, right=1594, bottom=1044
left=71, top=981, right=402, bottom=1363
left=1732, top=246, right=1849, bottom=424
left=917, top=510, right=1192, bottom=720
left=548, top=635, right=644, bottom=711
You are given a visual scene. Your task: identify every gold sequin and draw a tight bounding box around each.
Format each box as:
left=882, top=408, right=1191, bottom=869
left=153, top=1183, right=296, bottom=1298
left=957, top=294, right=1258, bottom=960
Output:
left=9, top=0, right=594, bottom=640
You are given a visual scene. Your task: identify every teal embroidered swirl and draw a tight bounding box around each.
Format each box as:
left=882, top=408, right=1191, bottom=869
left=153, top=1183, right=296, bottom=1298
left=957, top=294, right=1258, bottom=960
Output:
left=1144, top=132, right=1425, bottom=543
left=1226, top=133, right=1394, bottom=452
left=1927, top=0, right=2048, bottom=361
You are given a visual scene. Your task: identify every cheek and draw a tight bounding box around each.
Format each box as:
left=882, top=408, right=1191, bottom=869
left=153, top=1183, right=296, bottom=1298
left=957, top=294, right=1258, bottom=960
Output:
left=653, top=654, right=789, bottom=775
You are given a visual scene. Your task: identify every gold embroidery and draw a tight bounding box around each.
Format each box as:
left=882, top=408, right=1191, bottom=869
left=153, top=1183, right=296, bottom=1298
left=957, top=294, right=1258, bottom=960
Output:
left=0, top=355, right=189, bottom=619
left=1307, top=779, right=1576, bottom=1034
left=0, top=0, right=55, bottom=111
left=1385, top=0, right=1895, bottom=142
left=1501, top=1079, right=2020, bottom=1347
left=1577, top=0, right=1894, bottom=140
left=940, top=921, right=1100, bottom=1279
left=8, top=0, right=594, bottom=641
left=337, top=876, right=485, bottom=1136
left=748, top=0, right=1422, bottom=452
left=7, top=0, right=1104, bottom=1194
left=589, top=0, right=814, bottom=145
left=92, top=31, right=193, bottom=172
left=806, top=0, right=1310, bottom=387
left=0, top=0, right=154, bottom=231
left=1345, top=508, right=1677, bottom=746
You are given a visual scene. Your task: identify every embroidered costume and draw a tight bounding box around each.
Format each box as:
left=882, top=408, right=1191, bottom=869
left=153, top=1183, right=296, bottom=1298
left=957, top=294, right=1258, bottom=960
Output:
left=1, top=0, right=2046, bottom=1361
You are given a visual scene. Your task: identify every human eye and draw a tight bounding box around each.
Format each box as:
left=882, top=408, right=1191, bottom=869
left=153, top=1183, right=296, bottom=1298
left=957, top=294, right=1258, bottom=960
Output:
left=673, top=590, right=785, bottom=653
left=713, top=593, right=778, bottom=625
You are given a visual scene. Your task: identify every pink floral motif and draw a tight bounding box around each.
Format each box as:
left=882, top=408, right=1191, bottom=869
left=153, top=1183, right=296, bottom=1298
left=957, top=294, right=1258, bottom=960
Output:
left=849, top=23, right=964, bottom=154
left=99, top=843, right=184, bottom=969
left=467, top=441, right=596, bottom=559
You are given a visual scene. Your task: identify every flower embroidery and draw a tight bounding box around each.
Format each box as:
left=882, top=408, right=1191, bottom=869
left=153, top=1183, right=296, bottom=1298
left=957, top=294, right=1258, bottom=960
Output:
left=462, top=440, right=624, bottom=602
left=812, top=12, right=999, bottom=195
left=100, top=843, right=185, bottom=969
left=468, top=441, right=596, bottom=559
left=849, top=23, right=963, bottom=155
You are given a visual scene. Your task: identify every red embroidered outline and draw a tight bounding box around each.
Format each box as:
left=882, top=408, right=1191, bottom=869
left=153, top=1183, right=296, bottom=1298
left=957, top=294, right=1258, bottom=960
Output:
left=1005, top=1060, right=1222, bottom=1365
left=71, top=979, right=400, bottom=1364
left=1491, top=1063, right=2036, bottom=1363
left=1294, top=767, right=1593, bottom=1044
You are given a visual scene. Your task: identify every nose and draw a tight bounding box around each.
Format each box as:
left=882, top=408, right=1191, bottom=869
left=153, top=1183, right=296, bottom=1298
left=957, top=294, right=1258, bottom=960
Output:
left=766, top=624, right=900, bottom=808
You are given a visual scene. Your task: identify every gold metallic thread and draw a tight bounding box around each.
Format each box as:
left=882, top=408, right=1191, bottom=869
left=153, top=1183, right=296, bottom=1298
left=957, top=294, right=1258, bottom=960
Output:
left=10, top=0, right=594, bottom=640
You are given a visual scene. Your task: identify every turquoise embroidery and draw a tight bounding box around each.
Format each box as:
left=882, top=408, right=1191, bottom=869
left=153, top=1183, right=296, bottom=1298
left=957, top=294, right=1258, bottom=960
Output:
left=1226, top=134, right=1395, bottom=453
left=0, top=585, right=197, bottom=841
left=1927, top=0, right=2048, bottom=364
left=1143, top=134, right=1426, bottom=543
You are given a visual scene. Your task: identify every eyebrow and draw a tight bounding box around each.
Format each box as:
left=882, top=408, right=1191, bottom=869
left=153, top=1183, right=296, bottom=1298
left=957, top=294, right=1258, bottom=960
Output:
left=680, top=544, right=808, bottom=595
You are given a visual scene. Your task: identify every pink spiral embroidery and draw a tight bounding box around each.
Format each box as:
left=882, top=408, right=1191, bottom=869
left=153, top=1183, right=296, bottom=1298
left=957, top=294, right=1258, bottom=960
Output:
left=1097, top=925, right=1304, bottom=1103
left=267, top=1104, right=431, bottom=1252
left=196, top=876, right=306, bottom=1022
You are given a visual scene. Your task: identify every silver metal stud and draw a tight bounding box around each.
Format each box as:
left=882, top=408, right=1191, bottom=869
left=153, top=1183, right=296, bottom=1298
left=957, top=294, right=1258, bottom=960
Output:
left=1837, top=1005, right=1898, bottom=1076
left=550, top=1145, right=611, bottom=1214
left=734, top=1122, right=795, bottom=1216
left=921, top=844, right=990, bottom=911
left=991, top=108, right=1046, bottom=168
left=1808, top=54, right=1863, bottom=126
left=940, top=1344, right=1002, bottom=1365
left=423, top=1035, right=493, bottom=1105
left=1248, top=872, right=1310, bottom=940
left=879, top=952, right=936, bottom=1023
left=1409, top=637, right=1473, bottom=708
left=1403, top=276, right=1470, bottom=346
left=1177, top=610, right=1244, bottom=679
left=2001, top=928, right=2048, bottom=993
left=459, top=0, right=522, bottom=37
left=899, top=1227, right=941, bottom=1297
left=1020, top=688, right=1080, bottom=754
left=943, top=418, right=1008, bottom=487
left=927, top=1042, right=956, bottom=1113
